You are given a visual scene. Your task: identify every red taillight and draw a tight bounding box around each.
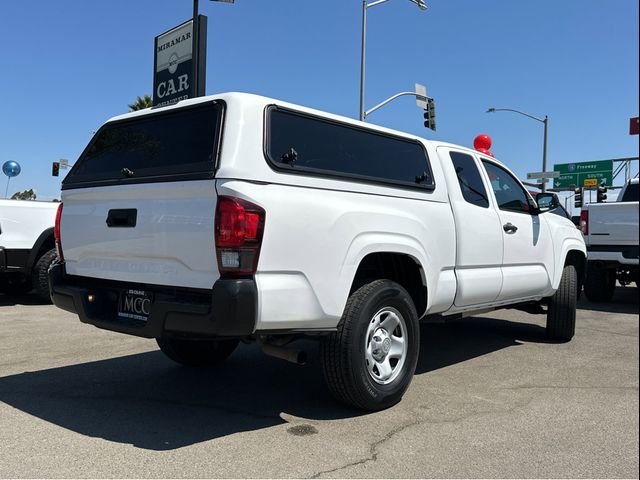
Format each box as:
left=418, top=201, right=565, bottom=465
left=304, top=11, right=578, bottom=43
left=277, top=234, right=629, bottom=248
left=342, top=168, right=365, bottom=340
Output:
left=579, top=210, right=588, bottom=235
left=54, top=202, right=64, bottom=261
left=215, top=196, right=265, bottom=276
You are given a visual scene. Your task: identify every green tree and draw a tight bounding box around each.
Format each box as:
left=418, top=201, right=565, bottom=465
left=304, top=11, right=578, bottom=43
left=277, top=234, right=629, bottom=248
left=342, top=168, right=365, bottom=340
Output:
left=11, top=189, right=37, bottom=200
left=128, top=95, right=153, bottom=111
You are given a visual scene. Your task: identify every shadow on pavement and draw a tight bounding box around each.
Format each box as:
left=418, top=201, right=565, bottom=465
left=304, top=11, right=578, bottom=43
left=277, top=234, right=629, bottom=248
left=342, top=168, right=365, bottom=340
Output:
left=0, top=293, right=50, bottom=307
left=577, top=286, right=638, bottom=315
left=0, top=342, right=351, bottom=450
left=0, top=317, right=554, bottom=450
left=416, top=316, right=551, bottom=374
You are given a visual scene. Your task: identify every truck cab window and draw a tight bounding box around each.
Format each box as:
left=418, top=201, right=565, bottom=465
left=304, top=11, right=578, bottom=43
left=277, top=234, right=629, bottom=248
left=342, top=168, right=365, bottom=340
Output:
left=482, top=161, right=533, bottom=214
left=449, top=151, right=489, bottom=208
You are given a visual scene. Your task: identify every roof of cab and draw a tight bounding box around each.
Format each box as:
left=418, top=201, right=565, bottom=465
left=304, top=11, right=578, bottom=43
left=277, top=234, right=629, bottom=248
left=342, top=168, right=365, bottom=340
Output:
left=105, top=91, right=504, bottom=167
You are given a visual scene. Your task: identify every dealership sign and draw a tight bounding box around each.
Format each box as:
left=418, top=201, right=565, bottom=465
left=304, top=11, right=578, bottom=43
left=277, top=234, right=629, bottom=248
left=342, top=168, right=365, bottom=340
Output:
left=553, top=160, right=613, bottom=189
left=153, top=17, right=207, bottom=108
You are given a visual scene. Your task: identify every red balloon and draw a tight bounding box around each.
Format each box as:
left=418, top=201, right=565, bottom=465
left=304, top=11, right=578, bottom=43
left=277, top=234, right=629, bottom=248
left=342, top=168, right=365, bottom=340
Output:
left=476, top=147, right=489, bottom=154
left=474, top=134, right=492, bottom=151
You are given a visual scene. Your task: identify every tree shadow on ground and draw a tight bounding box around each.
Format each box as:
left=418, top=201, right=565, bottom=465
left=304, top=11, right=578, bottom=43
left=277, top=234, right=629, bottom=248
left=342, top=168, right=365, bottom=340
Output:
left=0, top=317, right=555, bottom=450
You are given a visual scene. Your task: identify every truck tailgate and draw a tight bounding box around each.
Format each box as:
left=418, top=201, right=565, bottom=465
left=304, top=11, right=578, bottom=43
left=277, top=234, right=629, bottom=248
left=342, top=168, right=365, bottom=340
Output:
left=587, top=202, right=639, bottom=246
left=59, top=101, right=224, bottom=289
left=61, top=181, right=219, bottom=289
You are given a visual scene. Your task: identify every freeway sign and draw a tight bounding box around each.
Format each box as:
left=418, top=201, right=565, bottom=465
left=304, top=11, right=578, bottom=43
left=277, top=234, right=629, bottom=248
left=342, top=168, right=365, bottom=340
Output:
left=553, top=160, right=613, bottom=189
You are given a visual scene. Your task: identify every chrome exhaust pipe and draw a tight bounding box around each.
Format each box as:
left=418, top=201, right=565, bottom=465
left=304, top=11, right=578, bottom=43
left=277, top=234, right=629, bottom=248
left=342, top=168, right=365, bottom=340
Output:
left=261, top=343, right=307, bottom=365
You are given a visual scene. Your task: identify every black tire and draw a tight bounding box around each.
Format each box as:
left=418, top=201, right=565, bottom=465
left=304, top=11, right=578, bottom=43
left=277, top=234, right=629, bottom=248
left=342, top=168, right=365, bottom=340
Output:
left=31, top=248, right=58, bottom=302
left=320, top=279, right=420, bottom=411
left=584, top=262, right=616, bottom=303
left=547, top=264, right=578, bottom=341
left=156, top=336, right=239, bottom=367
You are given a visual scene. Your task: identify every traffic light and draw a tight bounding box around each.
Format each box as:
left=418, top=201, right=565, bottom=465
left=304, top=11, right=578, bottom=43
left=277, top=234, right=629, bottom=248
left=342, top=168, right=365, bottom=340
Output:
left=52, top=162, right=60, bottom=177
left=423, top=98, right=436, bottom=131
left=574, top=187, right=583, bottom=208
left=597, top=184, right=608, bottom=203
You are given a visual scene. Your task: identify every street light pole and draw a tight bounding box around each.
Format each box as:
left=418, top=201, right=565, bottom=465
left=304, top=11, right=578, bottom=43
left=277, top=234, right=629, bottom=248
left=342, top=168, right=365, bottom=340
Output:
left=542, top=115, right=548, bottom=186
left=192, top=0, right=235, bottom=97
left=359, top=0, right=426, bottom=122
left=364, top=89, right=429, bottom=119
left=360, top=0, right=367, bottom=121
left=487, top=107, right=550, bottom=192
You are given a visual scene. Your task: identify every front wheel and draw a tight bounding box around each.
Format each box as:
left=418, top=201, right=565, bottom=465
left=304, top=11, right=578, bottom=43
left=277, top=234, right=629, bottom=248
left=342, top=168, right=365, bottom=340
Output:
left=157, top=336, right=239, bottom=367
left=320, top=279, right=420, bottom=411
left=546, top=264, right=578, bottom=341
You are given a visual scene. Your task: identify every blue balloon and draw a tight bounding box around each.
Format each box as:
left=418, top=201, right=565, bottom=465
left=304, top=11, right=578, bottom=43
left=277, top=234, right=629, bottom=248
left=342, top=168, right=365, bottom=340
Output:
left=2, top=161, right=21, bottom=178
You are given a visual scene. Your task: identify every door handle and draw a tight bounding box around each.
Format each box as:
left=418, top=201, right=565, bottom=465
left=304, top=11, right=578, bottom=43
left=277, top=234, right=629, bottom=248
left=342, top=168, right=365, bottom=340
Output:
left=106, top=209, right=137, bottom=228
left=503, top=222, right=518, bottom=233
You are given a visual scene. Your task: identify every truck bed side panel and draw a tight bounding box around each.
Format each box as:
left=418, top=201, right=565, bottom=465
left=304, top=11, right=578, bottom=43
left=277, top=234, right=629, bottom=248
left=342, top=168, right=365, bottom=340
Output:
left=217, top=180, right=456, bottom=331
left=0, top=200, right=57, bottom=250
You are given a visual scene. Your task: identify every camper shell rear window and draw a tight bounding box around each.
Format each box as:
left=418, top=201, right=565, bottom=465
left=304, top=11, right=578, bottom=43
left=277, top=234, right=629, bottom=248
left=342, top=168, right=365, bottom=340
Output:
left=62, top=101, right=224, bottom=190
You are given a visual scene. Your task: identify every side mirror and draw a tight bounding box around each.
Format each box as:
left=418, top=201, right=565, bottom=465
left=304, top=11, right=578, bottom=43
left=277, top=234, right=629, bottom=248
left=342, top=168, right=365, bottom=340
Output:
left=536, top=192, right=559, bottom=213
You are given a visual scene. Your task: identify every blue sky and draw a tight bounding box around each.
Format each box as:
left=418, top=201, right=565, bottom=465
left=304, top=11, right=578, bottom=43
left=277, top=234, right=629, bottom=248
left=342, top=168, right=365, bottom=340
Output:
left=1, top=0, right=638, bottom=205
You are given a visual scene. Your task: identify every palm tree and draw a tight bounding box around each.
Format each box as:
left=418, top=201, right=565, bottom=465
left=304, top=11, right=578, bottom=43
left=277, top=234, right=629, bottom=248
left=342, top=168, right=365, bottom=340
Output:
left=11, top=189, right=37, bottom=200
left=128, top=95, right=153, bottom=111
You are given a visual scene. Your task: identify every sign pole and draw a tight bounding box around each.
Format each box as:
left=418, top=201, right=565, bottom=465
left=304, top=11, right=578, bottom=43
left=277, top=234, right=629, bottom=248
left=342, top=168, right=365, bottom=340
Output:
left=542, top=116, right=548, bottom=192
left=192, top=0, right=199, bottom=96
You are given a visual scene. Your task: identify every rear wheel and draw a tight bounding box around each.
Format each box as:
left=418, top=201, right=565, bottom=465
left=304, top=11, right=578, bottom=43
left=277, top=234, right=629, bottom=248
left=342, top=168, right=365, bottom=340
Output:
left=547, top=265, right=578, bottom=341
left=157, top=336, right=239, bottom=367
left=584, top=263, right=616, bottom=303
left=32, top=248, right=58, bottom=302
left=320, top=279, right=420, bottom=411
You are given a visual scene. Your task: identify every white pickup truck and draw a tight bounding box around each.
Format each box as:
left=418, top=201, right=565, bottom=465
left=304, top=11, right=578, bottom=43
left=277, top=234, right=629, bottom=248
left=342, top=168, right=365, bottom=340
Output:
left=580, top=178, right=639, bottom=301
left=0, top=199, right=59, bottom=301
left=50, top=93, right=586, bottom=410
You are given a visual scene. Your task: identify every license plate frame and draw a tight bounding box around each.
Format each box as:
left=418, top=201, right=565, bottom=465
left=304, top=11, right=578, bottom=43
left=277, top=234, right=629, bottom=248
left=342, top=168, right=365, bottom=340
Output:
left=117, top=289, right=153, bottom=322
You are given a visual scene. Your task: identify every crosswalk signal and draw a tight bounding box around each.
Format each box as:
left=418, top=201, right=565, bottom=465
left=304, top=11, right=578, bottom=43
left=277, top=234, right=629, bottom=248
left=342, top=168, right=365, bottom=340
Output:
left=597, top=184, right=608, bottom=203
left=574, top=187, right=583, bottom=208
left=52, top=162, right=60, bottom=177
left=423, top=98, right=436, bottom=131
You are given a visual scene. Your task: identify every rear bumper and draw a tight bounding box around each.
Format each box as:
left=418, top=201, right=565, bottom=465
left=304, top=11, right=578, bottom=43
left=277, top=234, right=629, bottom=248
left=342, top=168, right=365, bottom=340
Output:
left=587, top=245, right=639, bottom=266
left=48, top=262, right=257, bottom=338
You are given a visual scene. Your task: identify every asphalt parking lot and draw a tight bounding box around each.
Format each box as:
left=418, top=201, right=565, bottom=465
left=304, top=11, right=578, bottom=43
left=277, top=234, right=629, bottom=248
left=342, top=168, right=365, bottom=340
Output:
left=0, top=287, right=638, bottom=478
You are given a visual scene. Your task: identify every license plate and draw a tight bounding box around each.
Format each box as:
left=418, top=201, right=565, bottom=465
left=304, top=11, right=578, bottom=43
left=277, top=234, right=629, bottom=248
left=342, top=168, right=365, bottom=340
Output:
left=118, top=289, right=153, bottom=322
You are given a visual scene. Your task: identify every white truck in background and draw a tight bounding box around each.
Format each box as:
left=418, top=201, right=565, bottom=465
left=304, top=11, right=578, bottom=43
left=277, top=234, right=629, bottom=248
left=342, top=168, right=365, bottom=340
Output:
left=0, top=199, right=59, bottom=301
left=580, top=178, right=639, bottom=301
left=50, top=92, right=586, bottom=410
